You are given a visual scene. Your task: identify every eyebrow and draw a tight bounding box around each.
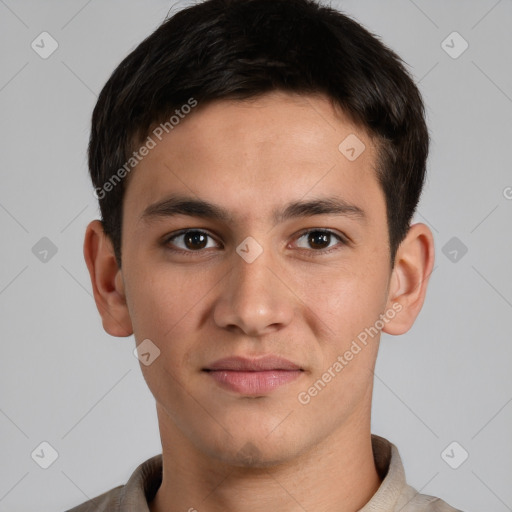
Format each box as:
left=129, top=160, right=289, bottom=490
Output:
left=139, top=194, right=366, bottom=226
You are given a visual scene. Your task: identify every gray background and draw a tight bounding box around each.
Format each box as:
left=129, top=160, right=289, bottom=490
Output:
left=0, top=1, right=511, bottom=511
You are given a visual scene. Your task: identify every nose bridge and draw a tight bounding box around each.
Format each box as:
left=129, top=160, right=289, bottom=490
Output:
left=233, top=244, right=272, bottom=299
left=213, top=238, right=294, bottom=335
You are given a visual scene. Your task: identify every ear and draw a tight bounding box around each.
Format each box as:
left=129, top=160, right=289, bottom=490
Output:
left=382, top=223, right=435, bottom=336
left=83, top=220, right=133, bottom=337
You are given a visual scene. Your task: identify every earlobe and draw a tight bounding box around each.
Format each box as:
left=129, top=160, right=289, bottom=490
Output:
left=83, top=220, right=133, bottom=337
left=382, top=223, right=435, bottom=336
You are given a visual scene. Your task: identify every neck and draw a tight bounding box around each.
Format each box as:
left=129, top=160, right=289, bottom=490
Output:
left=149, top=411, right=381, bottom=512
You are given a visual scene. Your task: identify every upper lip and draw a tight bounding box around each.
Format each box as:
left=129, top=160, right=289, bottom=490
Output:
left=204, top=356, right=302, bottom=371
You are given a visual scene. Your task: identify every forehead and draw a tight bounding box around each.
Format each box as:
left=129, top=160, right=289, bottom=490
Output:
left=123, top=92, right=384, bottom=226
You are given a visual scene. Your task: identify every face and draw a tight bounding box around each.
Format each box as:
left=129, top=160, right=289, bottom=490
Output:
left=94, top=92, right=422, bottom=466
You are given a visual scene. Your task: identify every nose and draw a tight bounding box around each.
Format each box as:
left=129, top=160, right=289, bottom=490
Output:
left=212, top=243, right=294, bottom=336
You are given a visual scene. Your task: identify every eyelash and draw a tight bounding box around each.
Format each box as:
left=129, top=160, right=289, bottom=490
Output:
left=162, top=228, right=348, bottom=256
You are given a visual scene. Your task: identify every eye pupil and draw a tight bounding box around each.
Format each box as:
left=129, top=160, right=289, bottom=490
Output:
left=185, top=231, right=208, bottom=250
left=308, top=231, right=330, bottom=249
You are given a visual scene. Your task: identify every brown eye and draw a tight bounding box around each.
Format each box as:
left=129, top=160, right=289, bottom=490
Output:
left=165, top=230, right=218, bottom=252
left=184, top=231, right=208, bottom=250
left=294, top=229, right=346, bottom=251
left=307, top=231, right=331, bottom=249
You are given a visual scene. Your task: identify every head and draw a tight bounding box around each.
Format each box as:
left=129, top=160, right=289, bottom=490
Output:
left=84, top=0, right=434, bottom=467
left=90, top=0, right=429, bottom=271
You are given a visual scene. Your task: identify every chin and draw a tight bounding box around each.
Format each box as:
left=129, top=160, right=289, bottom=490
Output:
left=202, top=432, right=303, bottom=469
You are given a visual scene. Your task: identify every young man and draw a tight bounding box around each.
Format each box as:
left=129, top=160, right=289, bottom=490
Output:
left=72, top=0, right=461, bottom=510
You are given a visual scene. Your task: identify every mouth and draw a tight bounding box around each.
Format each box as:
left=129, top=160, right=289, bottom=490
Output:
left=203, top=356, right=304, bottom=395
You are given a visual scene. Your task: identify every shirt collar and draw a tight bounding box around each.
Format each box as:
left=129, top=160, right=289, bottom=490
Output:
left=359, top=434, right=408, bottom=511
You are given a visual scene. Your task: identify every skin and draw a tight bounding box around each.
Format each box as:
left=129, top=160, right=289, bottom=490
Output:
left=84, top=91, right=435, bottom=512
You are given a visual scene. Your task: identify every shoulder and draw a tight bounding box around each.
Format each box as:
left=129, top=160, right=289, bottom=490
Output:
left=398, top=483, right=465, bottom=512
left=64, top=484, right=123, bottom=512
left=369, top=435, right=464, bottom=512
left=63, top=453, right=162, bottom=512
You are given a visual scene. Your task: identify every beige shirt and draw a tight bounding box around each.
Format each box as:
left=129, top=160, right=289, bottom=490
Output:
left=65, top=434, right=462, bottom=511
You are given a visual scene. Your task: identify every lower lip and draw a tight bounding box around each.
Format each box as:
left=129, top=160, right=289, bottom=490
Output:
left=205, top=370, right=303, bottom=395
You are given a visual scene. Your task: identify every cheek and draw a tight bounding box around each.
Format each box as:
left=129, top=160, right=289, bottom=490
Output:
left=294, top=264, right=387, bottom=411
left=125, top=263, right=209, bottom=347
left=295, top=259, right=388, bottom=343
left=128, top=270, right=205, bottom=401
